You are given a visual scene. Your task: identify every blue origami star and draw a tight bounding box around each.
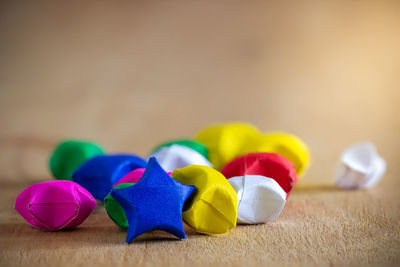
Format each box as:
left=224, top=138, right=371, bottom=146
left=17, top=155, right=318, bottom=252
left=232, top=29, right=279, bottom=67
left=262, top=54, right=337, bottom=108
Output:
left=72, top=154, right=146, bottom=200
left=111, top=157, right=195, bottom=243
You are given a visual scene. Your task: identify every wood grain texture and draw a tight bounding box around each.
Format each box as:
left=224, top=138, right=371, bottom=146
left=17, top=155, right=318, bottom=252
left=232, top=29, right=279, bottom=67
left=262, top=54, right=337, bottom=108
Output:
left=0, top=1, right=399, bottom=266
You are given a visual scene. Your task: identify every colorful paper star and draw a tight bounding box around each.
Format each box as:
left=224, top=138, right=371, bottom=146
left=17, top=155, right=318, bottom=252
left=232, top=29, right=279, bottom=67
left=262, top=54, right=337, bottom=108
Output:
left=49, top=139, right=104, bottom=180
left=111, top=157, right=195, bottom=243
left=72, top=154, right=146, bottom=200
left=149, top=144, right=213, bottom=172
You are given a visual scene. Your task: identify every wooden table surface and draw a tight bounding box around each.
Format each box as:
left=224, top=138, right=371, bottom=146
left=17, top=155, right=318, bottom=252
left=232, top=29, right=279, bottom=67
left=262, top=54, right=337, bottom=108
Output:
left=1, top=1, right=399, bottom=266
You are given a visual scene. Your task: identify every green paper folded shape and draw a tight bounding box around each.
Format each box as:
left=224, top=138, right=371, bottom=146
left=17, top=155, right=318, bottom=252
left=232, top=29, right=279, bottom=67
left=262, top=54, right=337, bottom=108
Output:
left=49, top=139, right=105, bottom=180
left=104, top=183, right=135, bottom=230
left=151, top=139, right=209, bottom=159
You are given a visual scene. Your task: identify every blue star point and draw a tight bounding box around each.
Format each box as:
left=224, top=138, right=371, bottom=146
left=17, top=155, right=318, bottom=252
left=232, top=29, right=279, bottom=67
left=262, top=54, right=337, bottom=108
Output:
left=111, top=157, right=195, bottom=243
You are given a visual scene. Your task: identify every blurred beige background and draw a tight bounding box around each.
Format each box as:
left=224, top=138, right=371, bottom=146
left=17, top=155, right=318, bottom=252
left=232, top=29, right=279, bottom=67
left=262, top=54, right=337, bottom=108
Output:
left=0, top=0, right=399, bottom=184
left=1, top=1, right=400, bottom=266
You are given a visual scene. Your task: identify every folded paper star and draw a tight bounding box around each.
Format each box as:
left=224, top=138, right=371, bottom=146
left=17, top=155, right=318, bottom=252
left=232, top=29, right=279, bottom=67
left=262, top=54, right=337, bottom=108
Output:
left=221, top=152, right=298, bottom=196
left=228, top=175, right=286, bottom=224
left=195, top=122, right=260, bottom=170
left=105, top=183, right=135, bottom=230
left=195, top=122, right=310, bottom=177
left=110, top=157, right=195, bottom=243
left=241, top=132, right=311, bottom=177
left=151, top=139, right=209, bottom=159
left=113, top=168, right=145, bottom=187
left=49, top=139, right=105, bottom=180
left=72, top=154, right=146, bottom=200
left=336, top=142, right=386, bottom=189
left=15, top=180, right=96, bottom=230
left=171, top=165, right=237, bottom=234
left=114, top=168, right=172, bottom=188
left=149, top=144, right=213, bottom=172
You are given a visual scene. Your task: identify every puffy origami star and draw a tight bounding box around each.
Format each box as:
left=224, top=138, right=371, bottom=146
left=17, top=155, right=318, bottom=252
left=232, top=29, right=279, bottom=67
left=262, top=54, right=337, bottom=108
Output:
left=336, top=142, right=386, bottom=189
left=149, top=144, right=213, bottom=172
left=110, top=157, right=195, bottom=243
left=72, top=154, right=146, bottom=200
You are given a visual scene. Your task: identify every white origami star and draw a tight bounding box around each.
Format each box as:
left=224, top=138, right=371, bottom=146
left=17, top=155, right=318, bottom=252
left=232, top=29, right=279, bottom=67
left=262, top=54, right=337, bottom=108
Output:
left=336, top=142, right=386, bottom=189
left=149, top=144, right=213, bottom=172
left=228, top=175, right=287, bottom=224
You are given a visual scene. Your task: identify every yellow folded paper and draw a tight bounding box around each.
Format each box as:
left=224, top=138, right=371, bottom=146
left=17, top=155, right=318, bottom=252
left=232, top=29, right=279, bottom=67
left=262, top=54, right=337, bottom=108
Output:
left=195, top=122, right=310, bottom=177
left=195, top=122, right=259, bottom=170
left=171, top=165, right=237, bottom=235
left=242, top=132, right=310, bottom=177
